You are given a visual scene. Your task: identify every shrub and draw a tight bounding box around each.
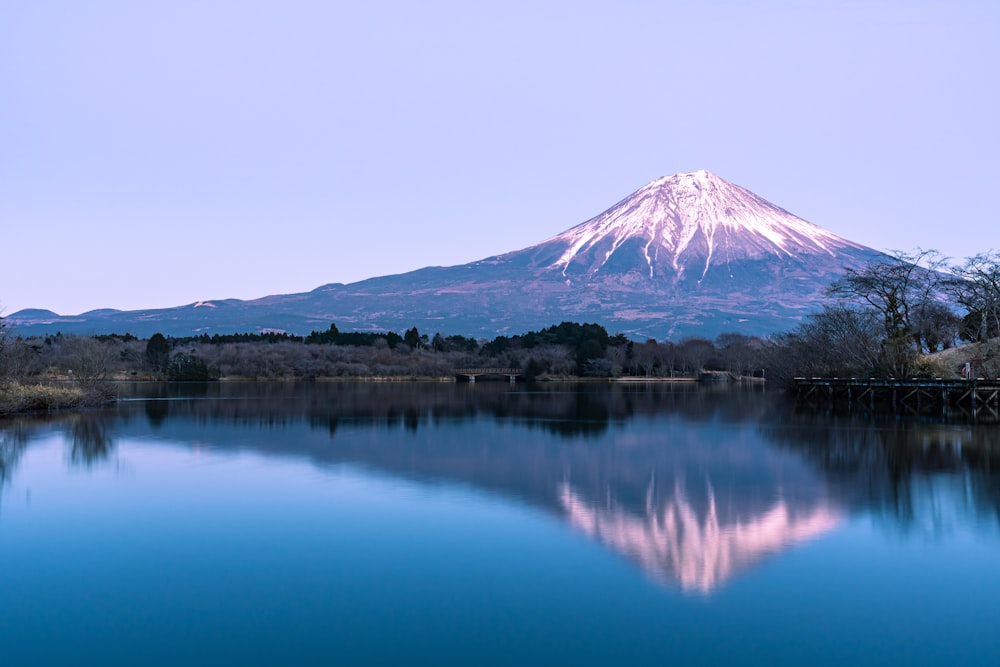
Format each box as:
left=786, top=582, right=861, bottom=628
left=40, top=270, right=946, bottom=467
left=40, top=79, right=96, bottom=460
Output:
left=166, top=354, right=215, bottom=381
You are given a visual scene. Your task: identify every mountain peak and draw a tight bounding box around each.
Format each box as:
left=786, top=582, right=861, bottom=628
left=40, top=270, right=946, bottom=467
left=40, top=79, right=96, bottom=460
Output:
left=542, top=170, right=861, bottom=282
left=649, top=168, right=716, bottom=184
left=641, top=169, right=721, bottom=191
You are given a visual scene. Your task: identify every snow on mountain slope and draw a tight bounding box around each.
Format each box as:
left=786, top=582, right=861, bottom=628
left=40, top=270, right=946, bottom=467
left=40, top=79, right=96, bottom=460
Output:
left=538, top=170, right=865, bottom=282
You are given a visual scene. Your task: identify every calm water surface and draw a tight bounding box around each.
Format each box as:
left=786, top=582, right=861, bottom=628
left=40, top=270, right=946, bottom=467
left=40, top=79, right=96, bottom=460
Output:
left=1, top=382, right=998, bottom=665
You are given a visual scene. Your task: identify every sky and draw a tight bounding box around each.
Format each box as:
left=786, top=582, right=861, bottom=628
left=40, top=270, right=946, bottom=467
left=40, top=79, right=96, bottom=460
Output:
left=1, top=0, right=998, bottom=316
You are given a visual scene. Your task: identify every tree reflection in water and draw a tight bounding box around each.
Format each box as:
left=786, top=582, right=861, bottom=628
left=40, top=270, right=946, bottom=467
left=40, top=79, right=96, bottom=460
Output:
left=0, top=423, right=29, bottom=487
left=68, top=415, right=115, bottom=467
left=1, top=421, right=31, bottom=517
left=760, top=410, right=1000, bottom=535
left=3, top=381, right=998, bottom=591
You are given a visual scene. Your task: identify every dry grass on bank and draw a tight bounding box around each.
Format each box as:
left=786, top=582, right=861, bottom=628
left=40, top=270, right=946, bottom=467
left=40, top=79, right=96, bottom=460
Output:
left=0, top=382, right=107, bottom=416
left=927, top=338, right=1000, bottom=379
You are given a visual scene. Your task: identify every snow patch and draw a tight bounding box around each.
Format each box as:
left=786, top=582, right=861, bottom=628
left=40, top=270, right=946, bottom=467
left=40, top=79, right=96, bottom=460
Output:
left=545, top=170, right=858, bottom=278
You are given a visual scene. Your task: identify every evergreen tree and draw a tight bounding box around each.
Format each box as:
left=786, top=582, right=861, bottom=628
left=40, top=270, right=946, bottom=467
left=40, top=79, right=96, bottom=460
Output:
left=404, top=327, right=422, bottom=349
left=165, top=353, right=213, bottom=381
left=146, top=333, right=170, bottom=373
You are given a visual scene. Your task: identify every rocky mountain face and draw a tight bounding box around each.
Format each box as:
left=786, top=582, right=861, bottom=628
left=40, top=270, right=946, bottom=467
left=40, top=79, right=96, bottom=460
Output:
left=8, top=170, right=883, bottom=340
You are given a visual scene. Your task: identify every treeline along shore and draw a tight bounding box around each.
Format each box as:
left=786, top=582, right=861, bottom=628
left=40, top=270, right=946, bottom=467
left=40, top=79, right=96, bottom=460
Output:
left=3, top=249, right=999, bottom=415
left=0, top=315, right=995, bottom=416
left=1, top=321, right=763, bottom=388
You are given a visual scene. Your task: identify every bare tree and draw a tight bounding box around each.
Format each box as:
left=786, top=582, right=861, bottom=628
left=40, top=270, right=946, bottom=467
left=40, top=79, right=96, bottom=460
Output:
left=605, top=344, right=627, bottom=377
left=827, top=248, right=948, bottom=353
left=0, top=317, right=39, bottom=383
left=763, top=305, right=883, bottom=383
left=910, top=301, right=961, bottom=351
left=715, top=333, right=764, bottom=377
left=634, top=340, right=675, bottom=377
left=62, top=336, right=115, bottom=389
left=675, top=337, right=716, bottom=374
left=945, top=251, right=1000, bottom=342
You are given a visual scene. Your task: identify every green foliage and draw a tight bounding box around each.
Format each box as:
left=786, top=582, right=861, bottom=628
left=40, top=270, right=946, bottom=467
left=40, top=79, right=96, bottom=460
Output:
left=522, top=357, right=543, bottom=382
left=186, top=331, right=304, bottom=345
left=403, top=327, right=425, bottom=349
left=479, top=335, right=511, bottom=356
left=575, top=338, right=604, bottom=373
left=523, top=321, right=611, bottom=350
left=481, top=322, right=612, bottom=357
left=146, top=333, right=170, bottom=372
left=474, top=322, right=634, bottom=376
left=94, top=332, right=137, bottom=343
left=1, top=319, right=786, bottom=385
left=165, top=353, right=216, bottom=381
left=305, top=323, right=404, bottom=348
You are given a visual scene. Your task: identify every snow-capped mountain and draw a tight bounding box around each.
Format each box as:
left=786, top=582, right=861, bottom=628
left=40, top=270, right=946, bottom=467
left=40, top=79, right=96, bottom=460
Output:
left=8, top=171, right=884, bottom=339
left=539, top=169, right=865, bottom=282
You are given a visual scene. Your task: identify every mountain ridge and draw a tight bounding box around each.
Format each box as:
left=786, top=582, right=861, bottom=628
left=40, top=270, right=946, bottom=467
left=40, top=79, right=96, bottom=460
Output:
left=528, top=169, right=866, bottom=281
left=7, top=171, right=884, bottom=340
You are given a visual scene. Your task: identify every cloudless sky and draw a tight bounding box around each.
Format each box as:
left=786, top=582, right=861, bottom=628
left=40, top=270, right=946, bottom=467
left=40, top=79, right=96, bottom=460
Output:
left=2, top=0, right=997, bottom=315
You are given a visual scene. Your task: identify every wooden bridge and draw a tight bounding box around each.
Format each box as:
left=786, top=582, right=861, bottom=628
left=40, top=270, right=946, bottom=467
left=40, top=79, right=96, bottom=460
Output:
left=453, top=368, right=523, bottom=383
left=793, top=377, right=1000, bottom=422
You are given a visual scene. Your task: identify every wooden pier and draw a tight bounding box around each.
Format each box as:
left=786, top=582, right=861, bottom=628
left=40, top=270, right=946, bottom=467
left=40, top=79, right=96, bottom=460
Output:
left=454, top=368, right=523, bottom=383
left=793, top=377, right=1000, bottom=422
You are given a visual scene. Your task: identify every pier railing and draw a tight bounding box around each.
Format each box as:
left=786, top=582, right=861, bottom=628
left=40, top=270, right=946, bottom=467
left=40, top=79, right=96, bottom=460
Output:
left=793, top=377, right=1000, bottom=422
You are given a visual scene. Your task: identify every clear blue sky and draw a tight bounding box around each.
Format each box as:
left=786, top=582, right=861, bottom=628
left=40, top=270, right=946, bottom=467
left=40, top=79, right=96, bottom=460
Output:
left=2, top=0, right=997, bottom=316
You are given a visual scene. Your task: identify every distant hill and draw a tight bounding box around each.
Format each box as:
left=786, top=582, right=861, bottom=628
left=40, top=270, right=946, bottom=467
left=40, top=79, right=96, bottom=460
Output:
left=8, top=170, right=884, bottom=340
left=6, top=308, right=60, bottom=319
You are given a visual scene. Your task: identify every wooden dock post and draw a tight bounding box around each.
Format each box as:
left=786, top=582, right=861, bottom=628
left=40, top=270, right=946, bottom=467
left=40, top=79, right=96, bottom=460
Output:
left=792, top=378, right=1000, bottom=423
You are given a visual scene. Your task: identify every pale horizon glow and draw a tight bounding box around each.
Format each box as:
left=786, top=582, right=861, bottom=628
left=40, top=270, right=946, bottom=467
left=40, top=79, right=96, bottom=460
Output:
left=2, top=1, right=997, bottom=316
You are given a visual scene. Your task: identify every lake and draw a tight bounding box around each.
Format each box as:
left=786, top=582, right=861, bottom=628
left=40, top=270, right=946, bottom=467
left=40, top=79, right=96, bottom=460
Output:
left=2, top=381, right=998, bottom=665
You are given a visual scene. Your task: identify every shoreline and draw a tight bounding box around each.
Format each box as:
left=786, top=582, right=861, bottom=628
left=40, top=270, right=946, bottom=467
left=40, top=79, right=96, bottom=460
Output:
left=2, top=374, right=766, bottom=417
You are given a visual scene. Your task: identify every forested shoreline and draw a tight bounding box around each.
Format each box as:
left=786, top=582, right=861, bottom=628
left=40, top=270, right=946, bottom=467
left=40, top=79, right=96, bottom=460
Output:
left=3, top=249, right=999, bottom=414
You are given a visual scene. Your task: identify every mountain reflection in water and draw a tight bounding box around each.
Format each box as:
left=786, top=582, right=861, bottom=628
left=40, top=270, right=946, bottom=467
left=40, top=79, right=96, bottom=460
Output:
left=560, top=481, right=841, bottom=593
left=3, top=381, right=998, bottom=593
